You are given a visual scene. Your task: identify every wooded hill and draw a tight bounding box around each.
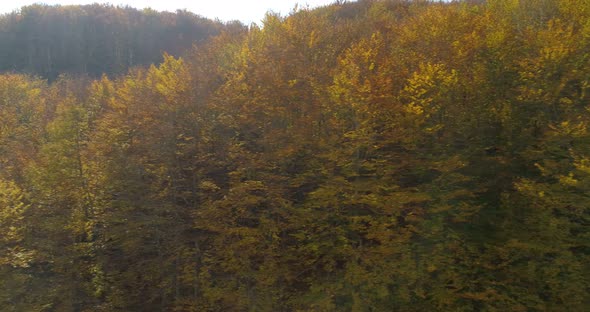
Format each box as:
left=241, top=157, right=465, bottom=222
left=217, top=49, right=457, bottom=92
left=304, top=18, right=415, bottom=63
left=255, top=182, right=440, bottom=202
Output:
left=0, top=4, right=227, bottom=79
left=0, top=0, right=589, bottom=311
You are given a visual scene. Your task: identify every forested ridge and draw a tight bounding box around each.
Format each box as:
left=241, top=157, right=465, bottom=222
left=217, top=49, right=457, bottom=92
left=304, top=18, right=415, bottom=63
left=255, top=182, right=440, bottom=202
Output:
left=0, top=4, right=226, bottom=79
left=1, top=0, right=589, bottom=311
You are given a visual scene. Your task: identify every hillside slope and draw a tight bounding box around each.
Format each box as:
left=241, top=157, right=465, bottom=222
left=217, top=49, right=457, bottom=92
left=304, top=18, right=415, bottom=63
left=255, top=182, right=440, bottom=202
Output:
left=0, top=4, right=227, bottom=79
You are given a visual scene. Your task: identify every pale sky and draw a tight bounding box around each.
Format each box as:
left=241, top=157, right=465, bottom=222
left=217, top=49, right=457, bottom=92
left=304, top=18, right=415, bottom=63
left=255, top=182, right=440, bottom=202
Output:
left=0, top=0, right=339, bottom=24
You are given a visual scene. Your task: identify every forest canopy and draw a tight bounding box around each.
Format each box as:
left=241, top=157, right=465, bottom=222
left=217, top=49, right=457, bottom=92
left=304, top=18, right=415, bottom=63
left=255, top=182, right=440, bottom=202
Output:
left=0, top=0, right=589, bottom=311
left=0, top=4, right=227, bottom=79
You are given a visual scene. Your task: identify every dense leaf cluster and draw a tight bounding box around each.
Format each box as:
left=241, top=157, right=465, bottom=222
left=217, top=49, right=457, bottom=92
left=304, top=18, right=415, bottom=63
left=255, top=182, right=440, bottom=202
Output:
left=0, top=0, right=589, bottom=311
